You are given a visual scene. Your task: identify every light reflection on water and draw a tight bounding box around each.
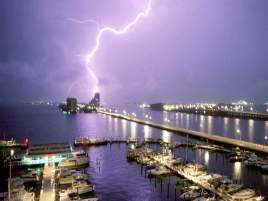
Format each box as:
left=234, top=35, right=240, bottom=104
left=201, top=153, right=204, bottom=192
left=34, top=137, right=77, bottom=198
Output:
left=162, top=130, right=171, bottom=143
left=207, top=116, right=213, bottom=134
left=204, top=151, right=210, bottom=166
left=248, top=120, right=254, bottom=142
left=121, top=119, right=127, bottom=139
left=1, top=106, right=268, bottom=199
left=130, top=121, right=137, bottom=139
left=265, top=121, right=268, bottom=136
left=223, top=117, right=229, bottom=137
left=233, top=162, right=242, bottom=182
left=144, top=125, right=152, bottom=139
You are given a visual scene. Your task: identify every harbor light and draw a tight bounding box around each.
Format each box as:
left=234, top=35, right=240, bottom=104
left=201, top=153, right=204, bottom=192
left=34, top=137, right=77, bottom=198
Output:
left=10, top=149, right=14, bottom=156
left=131, top=112, right=136, bottom=117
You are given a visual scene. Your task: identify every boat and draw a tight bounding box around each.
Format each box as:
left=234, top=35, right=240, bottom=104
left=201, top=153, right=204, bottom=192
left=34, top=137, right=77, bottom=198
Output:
left=59, top=173, right=89, bottom=185
left=69, top=181, right=95, bottom=195
left=57, top=169, right=82, bottom=177
left=229, top=155, right=247, bottom=162
left=260, top=164, right=268, bottom=173
left=179, top=189, right=203, bottom=200
left=244, top=153, right=258, bottom=166
left=148, top=165, right=170, bottom=176
left=193, top=144, right=218, bottom=151
left=74, top=137, right=108, bottom=146
left=193, top=196, right=220, bottom=201
left=71, top=151, right=88, bottom=157
left=126, top=138, right=137, bottom=144
left=58, top=157, right=89, bottom=169
left=229, top=188, right=256, bottom=200
left=20, top=170, right=39, bottom=182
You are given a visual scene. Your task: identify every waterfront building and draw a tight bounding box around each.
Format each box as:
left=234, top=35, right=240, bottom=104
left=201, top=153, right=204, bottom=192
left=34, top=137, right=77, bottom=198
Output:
left=90, top=93, right=100, bottom=107
left=66, top=97, right=77, bottom=112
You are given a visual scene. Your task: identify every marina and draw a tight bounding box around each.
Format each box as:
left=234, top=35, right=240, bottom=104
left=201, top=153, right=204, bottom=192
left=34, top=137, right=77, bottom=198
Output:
left=127, top=147, right=265, bottom=201
left=1, top=106, right=268, bottom=201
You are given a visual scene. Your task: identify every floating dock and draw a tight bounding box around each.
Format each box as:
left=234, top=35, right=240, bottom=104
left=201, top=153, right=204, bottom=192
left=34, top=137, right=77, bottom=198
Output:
left=98, top=110, right=268, bottom=154
left=40, top=164, right=55, bottom=201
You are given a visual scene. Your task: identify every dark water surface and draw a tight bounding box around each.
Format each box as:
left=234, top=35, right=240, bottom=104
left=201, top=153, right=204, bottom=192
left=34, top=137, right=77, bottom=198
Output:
left=0, top=105, right=268, bottom=200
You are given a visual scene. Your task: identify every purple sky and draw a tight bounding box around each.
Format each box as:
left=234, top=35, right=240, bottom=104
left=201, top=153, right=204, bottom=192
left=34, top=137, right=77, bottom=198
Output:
left=1, top=0, right=267, bottom=104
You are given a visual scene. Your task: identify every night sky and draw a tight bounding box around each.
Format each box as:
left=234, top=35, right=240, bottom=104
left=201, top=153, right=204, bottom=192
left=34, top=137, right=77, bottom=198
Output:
left=1, top=0, right=267, bottom=104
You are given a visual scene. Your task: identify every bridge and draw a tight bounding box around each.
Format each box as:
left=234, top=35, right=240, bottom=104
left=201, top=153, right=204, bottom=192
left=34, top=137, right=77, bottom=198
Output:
left=98, top=109, right=268, bottom=154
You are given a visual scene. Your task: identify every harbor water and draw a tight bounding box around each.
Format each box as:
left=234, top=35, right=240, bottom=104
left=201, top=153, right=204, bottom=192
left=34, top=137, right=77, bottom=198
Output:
left=0, top=105, right=268, bottom=200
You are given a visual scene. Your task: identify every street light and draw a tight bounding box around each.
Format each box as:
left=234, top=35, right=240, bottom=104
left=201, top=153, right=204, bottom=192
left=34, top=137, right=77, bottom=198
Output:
left=9, top=149, right=14, bottom=201
left=264, top=136, right=268, bottom=151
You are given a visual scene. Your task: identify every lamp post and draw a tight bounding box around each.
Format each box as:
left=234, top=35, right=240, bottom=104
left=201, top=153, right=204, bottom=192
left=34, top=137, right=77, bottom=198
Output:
left=8, top=149, right=14, bottom=201
left=264, top=136, right=268, bottom=152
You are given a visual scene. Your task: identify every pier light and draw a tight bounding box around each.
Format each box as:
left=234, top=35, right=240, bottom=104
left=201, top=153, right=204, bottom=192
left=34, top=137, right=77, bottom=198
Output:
left=145, top=114, right=148, bottom=119
left=265, top=136, right=268, bottom=140
left=132, top=112, right=136, bottom=117
left=236, top=129, right=241, bottom=134
left=10, top=149, right=14, bottom=156
left=149, top=116, right=152, bottom=120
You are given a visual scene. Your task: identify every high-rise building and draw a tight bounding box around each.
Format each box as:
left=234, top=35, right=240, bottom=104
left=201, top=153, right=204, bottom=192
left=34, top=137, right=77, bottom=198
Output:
left=66, top=97, right=77, bottom=112
left=90, top=93, right=100, bottom=107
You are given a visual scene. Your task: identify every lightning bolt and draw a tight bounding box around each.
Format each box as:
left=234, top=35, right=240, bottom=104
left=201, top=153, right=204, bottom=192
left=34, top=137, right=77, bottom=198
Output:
left=66, top=18, right=100, bottom=30
left=85, top=0, right=153, bottom=95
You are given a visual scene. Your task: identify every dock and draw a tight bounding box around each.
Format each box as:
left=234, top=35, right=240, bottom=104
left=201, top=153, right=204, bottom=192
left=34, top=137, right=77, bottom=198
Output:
left=98, top=110, right=268, bottom=154
left=40, top=163, right=55, bottom=201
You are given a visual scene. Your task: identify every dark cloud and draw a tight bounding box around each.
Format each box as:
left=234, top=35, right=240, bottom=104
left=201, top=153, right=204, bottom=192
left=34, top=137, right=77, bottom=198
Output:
left=0, top=0, right=267, bottom=104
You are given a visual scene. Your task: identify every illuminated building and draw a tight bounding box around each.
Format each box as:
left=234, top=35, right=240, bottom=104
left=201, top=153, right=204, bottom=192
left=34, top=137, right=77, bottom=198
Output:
left=90, top=93, right=100, bottom=107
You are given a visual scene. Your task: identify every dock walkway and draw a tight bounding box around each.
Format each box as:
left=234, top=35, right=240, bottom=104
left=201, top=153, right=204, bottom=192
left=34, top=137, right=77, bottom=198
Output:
left=99, top=110, right=268, bottom=154
left=40, top=163, right=55, bottom=201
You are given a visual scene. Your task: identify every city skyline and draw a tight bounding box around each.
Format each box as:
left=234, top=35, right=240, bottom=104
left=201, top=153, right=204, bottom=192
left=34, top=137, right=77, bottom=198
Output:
left=1, top=0, right=267, bottom=104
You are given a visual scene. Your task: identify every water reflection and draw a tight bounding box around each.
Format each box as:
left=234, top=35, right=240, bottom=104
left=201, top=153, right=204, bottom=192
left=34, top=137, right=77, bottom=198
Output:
left=186, top=114, right=190, bottom=129
left=204, top=151, right=209, bottom=166
left=235, top=119, right=241, bottom=140
left=130, top=122, right=137, bottom=138
left=121, top=119, right=127, bottom=139
left=223, top=118, right=229, bottom=137
left=233, top=162, right=242, bottom=182
left=262, top=175, right=268, bottom=186
left=144, top=125, right=152, bottom=139
left=207, top=116, right=213, bottom=134
left=248, top=120, right=254, bottom=142
left=107, top=115, right=113, bottom=133
left=265, top=121, right=268, bottom=136
left=200, top=115, right=205, bottom=132
left=175, top=113, right=179, bottom=127
left=113, top=117, right=118, bottom=134
left=162, top=130, right=171, bottom=143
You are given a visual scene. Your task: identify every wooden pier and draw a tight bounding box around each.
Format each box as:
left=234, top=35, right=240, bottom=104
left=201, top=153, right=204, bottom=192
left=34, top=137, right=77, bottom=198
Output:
left=98, top=110, right=268, bottom=154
